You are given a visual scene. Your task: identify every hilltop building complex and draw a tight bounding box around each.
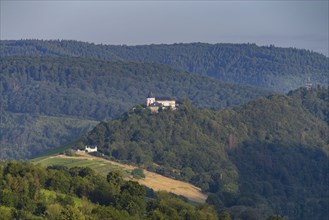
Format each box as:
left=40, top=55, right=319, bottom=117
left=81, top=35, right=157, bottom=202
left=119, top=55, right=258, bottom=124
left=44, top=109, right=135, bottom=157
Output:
left=146, top=92, right=176, bottom=112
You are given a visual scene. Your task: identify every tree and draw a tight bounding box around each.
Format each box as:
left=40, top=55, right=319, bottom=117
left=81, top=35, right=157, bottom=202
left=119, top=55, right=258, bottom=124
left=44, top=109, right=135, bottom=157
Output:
left=131, top=168, right=145, bottom=179
left=46, top=204, right=62, bottom=220
left=266, top=215, right=286, bottom=220
left=106, top=171, right=124, bottom=194
left=218, top=210, right=232, bottom=220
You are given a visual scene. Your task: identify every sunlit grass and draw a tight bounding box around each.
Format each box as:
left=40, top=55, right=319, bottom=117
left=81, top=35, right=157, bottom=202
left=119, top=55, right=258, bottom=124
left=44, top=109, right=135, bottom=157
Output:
left=34, top=156, right=128, bottom=177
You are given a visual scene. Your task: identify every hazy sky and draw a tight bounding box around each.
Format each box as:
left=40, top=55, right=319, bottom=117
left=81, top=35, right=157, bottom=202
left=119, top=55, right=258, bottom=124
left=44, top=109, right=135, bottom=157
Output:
left=1, top=0, right=328, bottom=56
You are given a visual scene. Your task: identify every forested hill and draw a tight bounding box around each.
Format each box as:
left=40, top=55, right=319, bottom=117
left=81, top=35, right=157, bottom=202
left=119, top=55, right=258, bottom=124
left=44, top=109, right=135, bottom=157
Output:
left=288, top=86, right=329, bottom=124
left=0, top=56, right=271, bottom=159
left=1, top=56, right=270, bottom=119
left=84, top=87, right=329, bottom=220
left=2, top=40, right=328, bottom=92
left=0, top=162, right=218, bottom=219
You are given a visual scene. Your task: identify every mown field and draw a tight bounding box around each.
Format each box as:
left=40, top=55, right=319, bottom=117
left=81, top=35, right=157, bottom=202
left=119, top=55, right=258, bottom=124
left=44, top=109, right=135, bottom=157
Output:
left=35, top=156, right=127, bottom=176
left=33, top=152, right=207, bottom=203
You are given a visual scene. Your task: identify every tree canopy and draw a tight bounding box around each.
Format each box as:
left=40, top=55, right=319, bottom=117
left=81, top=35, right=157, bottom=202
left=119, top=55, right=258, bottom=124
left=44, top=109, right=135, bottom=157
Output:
left=2, top=40, right=328, bottom=92
left=0, top=161, right=218, bottom=219
left=0, top=56, right=271, bottom=159
left=84, top=87, right=328, bottom=220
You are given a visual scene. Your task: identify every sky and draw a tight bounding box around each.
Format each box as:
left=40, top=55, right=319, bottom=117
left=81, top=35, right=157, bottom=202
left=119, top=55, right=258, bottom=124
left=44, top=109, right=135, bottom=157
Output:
left=1, top=0, right=328, bottom=56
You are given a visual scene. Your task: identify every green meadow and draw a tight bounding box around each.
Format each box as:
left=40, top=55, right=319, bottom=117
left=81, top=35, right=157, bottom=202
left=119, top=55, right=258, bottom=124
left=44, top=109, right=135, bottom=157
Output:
left=34, top=156, right=131, bottom=177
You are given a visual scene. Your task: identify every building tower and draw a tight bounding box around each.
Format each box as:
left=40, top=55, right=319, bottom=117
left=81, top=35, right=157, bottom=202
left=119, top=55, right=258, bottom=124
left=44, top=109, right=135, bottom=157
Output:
left=305, top=77, right=312, bottom=90
left=146, top=92, right=155, bottom=106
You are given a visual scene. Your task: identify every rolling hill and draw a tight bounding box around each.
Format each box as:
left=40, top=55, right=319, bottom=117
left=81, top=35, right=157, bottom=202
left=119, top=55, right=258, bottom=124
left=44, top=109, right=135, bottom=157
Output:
left=1, top=39, right=327, bottom=219
left=2, top=40, right=327, bottom=160
left=0, top=56, right=271, bottom=159
left=1, top=40, right=328, bottom=92
left=81, top=87, right=329, bottom=220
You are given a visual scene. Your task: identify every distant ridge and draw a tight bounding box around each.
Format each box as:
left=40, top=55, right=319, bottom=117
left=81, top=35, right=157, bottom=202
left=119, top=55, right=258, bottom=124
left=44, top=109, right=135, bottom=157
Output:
left=2, top=40, right=328, bottom=92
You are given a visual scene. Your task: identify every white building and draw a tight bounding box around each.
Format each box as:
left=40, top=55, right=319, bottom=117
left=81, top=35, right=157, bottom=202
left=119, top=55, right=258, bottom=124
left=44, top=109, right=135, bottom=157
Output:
left=146, top=92, right=176, bottom=112
left=85, top=145, right=97, bottom=153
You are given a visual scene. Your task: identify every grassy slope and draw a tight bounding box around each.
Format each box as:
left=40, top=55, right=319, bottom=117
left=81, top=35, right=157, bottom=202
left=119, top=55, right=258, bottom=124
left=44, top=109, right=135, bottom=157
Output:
left=33, top=152, right=207, bottom=203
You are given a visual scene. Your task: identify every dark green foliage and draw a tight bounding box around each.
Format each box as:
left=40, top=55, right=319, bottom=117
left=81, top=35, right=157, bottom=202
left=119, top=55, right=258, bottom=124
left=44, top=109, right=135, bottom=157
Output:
left=85, top=88, right=329, bottom=220
left=1, top=56, right=270, bottom=119
left=1, top=39, right=328, bottom=219
left=266, top=215, right=287, bottom=220
left=228, top=142, right=328, bottom=220
left=1, top=40, right=328, bottom=91
left=288, top=86, right=329, bottom=124
left=0, top=109, right=98, bottom=159
left=147, top=191, right=218, bottom=220
left=131, top=168, right=145, bottom=179
left=2, top=40, right=327, bottom=161
left=105, top=43, right=329, bottom=92
left=218, top=210, right=232, bottom=220
left=0, top=56, right=271, bottom=159
left=0, top=162, right=218, bottom=219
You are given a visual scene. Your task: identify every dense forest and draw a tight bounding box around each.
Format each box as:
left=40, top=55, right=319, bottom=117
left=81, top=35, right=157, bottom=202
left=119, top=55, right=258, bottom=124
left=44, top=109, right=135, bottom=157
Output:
left=83, top=87, right=329, bottom=220
left=1, top=40, right=327, bottom=219
left=0, top=56, right=271, bottom=120
left=0, top=110, right=99, bottom=159
left=1, top=40, right=328, bottom=92
left=0, top=56, right=271, bottom=159
left=1, top=40, right=327, bottom=160
left=0, top=161, right=219, bottom=219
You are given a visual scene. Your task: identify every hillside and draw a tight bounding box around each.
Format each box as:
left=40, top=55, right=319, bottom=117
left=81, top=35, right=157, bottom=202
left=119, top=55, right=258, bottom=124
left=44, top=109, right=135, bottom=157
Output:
left=0, top=161, right=217, bottom=219
left=33, top=151, right=207, bottom=203
left=1, top=40, right=328, bottom=91
left=0, top=56, right=271, bottom=159
left=288, top=86, right=329, bottom=124
left=0, top=111, right=98, bottom=159
left=1, top=56, right=271, bottom=120
left=82, top=87, right=329, bottom=220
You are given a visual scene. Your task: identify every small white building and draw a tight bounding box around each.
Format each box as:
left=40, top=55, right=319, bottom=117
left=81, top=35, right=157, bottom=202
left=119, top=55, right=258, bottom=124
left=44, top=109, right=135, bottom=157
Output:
left=85, top=145, right=97, bottom=153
